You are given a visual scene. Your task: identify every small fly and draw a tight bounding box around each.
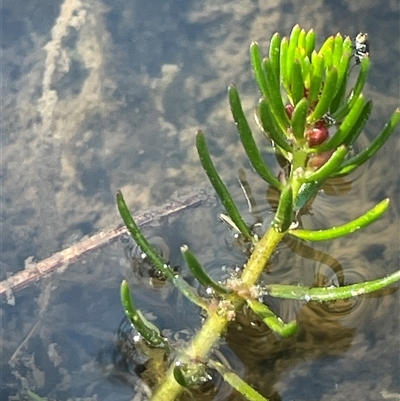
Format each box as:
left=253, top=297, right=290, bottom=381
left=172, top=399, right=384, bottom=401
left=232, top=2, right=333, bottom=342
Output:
left=353, top=32, right=370, bottom=64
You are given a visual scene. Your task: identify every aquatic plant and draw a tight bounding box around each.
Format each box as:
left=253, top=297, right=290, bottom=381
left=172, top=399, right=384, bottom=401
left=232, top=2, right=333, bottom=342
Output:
left=116, top=25, right=400, bottom=401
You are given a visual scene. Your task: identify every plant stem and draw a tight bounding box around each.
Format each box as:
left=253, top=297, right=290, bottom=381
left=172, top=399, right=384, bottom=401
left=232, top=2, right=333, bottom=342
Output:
left=151, top=226, right=285, bottom=400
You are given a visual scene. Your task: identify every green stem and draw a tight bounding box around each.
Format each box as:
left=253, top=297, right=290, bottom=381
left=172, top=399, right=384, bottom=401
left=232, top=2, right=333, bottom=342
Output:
left=151, top=227, right=285, bottom=400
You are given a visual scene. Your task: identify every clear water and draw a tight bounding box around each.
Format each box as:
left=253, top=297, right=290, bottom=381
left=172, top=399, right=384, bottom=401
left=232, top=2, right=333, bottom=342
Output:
left=1, top=0, right=399, bottom=400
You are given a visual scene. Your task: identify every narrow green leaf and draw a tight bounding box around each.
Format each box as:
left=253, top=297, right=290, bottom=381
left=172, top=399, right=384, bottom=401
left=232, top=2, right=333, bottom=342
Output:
left=117, top=192, right=210, bottom=311
left=347, top=56, right=371, bottom=110
left=317, top=95, right=366, bottom=152
left=181, top=245, right=232, bottom=294
left=332, top=33, right=343, bottom=67
left=305, top=29, right=316, bottom=58
left=300, top=53, right=311, bottom=89
left=341, top=100, right=373, bottom=146
left=304, top=145, right=348, bottom=182
left=308, top=67, right=338, bottom=123
left=196, top=131, right=253, bottom=241
left=257, top=98, right=293, bottom=154
left=280, top=37, right=290, bottom=92
left=329, top=61, right=350, bottom=115
left=297, top=28, right=306, bottom=51
left=208, top=360, right=270, bottom=401
left=332, top=37, right=352, bottom=107
left=271, top=185, right=293, bottom=233
left=250, top=42, right=268, bottom=97
left=263, top=58, right=290, bottom=130
left=228, top=85, right=282, bottom=189
left=286, top=25, right=301, bottom=80
left=291, top=97, right=309, bottom=141
left=116, top=191, right=174, bottom=280
left=262, top=269, right=400, bottom=301
left=290, top=59, right=305, bottom=105
left=121, top=280, right=169, bottom=348
left=342, top=35, right=353, bottom=56
left=307, top=52, right=324, bottom=105
left=294, top=181, right=322, bottom=211
left=289, top=198, right=390, bottom=241
left=268, top=32, right=281, bottom=81
left=318, top=36, right=334, bottom=68
left=246, top=299, right=298, bottom=337
left=337, top=108, right=400, bottom=175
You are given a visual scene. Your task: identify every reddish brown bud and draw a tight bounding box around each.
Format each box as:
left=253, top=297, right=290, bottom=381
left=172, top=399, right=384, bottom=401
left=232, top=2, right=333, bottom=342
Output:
left=285, top=104, right=294, bottom=119
left=307, top=150, right=334, bottom=169
left=306, top=126, right=329, bottom=147
left=315, top=119, right=326, bottom=128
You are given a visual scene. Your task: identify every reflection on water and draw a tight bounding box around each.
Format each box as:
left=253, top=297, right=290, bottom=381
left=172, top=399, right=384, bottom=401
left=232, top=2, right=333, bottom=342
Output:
left=1, top=0, right=399, bottom=400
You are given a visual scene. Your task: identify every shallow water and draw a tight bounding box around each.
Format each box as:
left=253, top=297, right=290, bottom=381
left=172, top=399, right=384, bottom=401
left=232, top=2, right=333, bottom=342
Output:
left=1, top=0, right=399, bottom=400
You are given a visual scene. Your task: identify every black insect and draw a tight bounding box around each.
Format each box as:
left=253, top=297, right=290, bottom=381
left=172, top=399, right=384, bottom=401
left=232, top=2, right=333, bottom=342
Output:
left=353, top=32, right=370, bottom=64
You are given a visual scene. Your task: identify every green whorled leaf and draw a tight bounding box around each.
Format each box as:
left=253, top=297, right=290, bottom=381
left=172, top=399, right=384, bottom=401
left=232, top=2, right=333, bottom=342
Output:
left=340, top=100, right=373, bottom=147
left=308, top=67, right=338, bottom=123
left=290, top=59, right=305, bottom=105
left=228, top=85, right=282, bottom=189
left=303, top=145, right=348, bottom=183
left=305, top=29, right=316, bottom=58
left=332, top=33, right=343, bottom=68
left=280, top=37, right=290, bottom=92
left=271, top=185, right=293, bottom=233
left=117, top=192, right=210, bottom=311
left=116, top=191, right=174, bottom=280
left=246, top=299, right=298, bottom=337
left=121, top=280, right=169, bottom=348
left=250, top=42, right=268, bottom=97
left=330, top=76, right=348, bottom=116
left=316, top=95, right=366, bottom=152
left=181, top=245, right=232, bottom=294
left=291, top=97, right=309, bottom=141
left=337, top=108, right=400, bottom=175
left=299, top=52, right=311, bottom=90
left=196, top=131, right=253, bottom=241
left=289, top=198, right=390, bottom=241
left=342, top=35, right=353, bottom=55
left=297, top=28, right=306, bottom=51
left=261, top=268, right=400, bottom=301
left=329, top=57, right=350, bottom=115
left=257, top=98, right=293, bottom=154
left=286, top=24, right=301, bottom=80
left=307, top=52, right=324, bottom=105
left=293, top=181, right=322, bottom=211
left=334, top=56, right=371, bottom=121
left=208, top=360, right=269, bottom=401
left=348, top=56, right=371, bottom=109
left=330, top=37, right=352, bottom=114
left=268, top=32, right=281, bottom=81
left=318, top=36, right=334, bottom=68
left=263, top=58, right=290, bottom=131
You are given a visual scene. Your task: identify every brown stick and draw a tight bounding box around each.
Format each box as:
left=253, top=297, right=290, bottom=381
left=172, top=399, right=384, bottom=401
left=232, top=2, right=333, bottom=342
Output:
left=0, top=189, right=213, bottom=298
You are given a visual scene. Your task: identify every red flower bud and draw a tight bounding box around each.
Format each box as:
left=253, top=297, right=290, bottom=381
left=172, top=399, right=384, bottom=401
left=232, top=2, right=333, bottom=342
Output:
left=307, top=150, right=334, bottom=169
left=285, top=104, right=294, bottom=119
left=306, top=126, right=329, bottom=147
left=315, top=119, right=326, bottom=128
